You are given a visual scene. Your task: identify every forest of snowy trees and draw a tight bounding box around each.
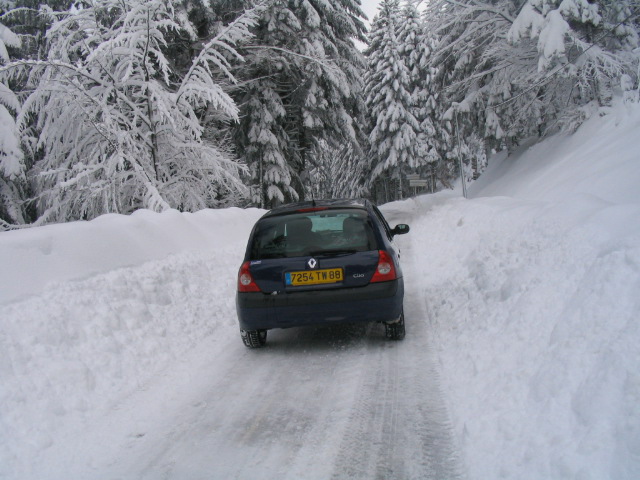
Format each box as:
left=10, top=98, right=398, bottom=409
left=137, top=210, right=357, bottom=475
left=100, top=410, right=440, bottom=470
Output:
left=0, top=0, right=638, bottom=228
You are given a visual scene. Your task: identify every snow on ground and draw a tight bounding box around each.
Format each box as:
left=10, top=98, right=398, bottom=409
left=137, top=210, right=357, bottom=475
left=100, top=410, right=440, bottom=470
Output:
left=0, top=207, right=264, bottom=478
left=1, top=102, right=639, bottom=479
left=409, top=102, right=640, bottom=479
left=0, top=207, right=263, bottom=304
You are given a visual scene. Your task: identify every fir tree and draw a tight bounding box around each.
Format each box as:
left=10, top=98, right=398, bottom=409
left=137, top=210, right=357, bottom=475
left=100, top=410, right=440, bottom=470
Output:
left=231, top=0, right=368, bottom=208
left=396, top=2, right=448, bottom=189
left=0, top=9, right=25, bottom=227
left=364, top=0, right=419, bottom=202
left=507, top=0, right=640, bottom=130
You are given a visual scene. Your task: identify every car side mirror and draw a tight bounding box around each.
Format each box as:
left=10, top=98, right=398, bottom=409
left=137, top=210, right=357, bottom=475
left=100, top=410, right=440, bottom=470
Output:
left=392, top=224, right=410, bottom=236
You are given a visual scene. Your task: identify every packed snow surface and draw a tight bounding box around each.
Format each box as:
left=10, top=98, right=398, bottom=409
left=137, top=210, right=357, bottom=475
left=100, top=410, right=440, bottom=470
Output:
left=1, top=103, right=639, bottom=479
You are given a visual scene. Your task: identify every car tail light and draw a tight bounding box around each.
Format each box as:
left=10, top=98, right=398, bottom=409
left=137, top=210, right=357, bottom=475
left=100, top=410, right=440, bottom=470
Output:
left=370, top=250, right=397, bottom=283
left=238, top=261, right=260, bottom=292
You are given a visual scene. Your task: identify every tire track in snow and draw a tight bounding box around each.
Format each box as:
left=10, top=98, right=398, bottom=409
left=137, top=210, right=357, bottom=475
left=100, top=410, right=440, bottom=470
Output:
left=328, top=321, right=463, bottom=480
left=124, top=323, right=378, bottom=480
left=328, top=329, right=404, bottom=480
left=327, top=201, right=464, bottom=479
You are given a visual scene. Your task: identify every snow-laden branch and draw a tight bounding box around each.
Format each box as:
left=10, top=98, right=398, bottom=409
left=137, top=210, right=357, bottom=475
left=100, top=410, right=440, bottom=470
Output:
left=445, top=0, right=515, bottom=24
left=243, top=45, right=338, bottom=71
left=489, top=4, right=640, bottom=111
left=0, top=0, right=253, bottom=224
left=176, top=1, right=266, bottom=106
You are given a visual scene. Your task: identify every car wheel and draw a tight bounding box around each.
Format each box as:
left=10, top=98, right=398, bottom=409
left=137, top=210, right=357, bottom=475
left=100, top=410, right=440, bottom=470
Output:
left=385, top=311, right=405, bottom=340
left=241, top=329, right=267, bottom=348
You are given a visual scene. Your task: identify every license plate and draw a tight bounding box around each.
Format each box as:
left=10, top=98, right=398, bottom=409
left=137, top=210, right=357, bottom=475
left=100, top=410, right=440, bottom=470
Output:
left=285, top=268, right=344, bottom=286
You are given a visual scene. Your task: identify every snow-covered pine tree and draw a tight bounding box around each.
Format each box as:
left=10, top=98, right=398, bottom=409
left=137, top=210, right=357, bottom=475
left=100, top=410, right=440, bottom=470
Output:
left=230, top=0, right=303, bottom=209
left=0, top=1, right=74, bottom=61
left=237, top=81, right=297, bottom=207
left=0, top=10, right=26, bottom=227
left=0, top=0, right=260, bottom=224
left=364, top=0, right=420, bottom=202
left=0, top=1, right=80, bottom=228
left=230, top=0, right=368, bottom=208
left=292, top=0, right=368, bottom=197
left=396, top=2, right=448, bottom=191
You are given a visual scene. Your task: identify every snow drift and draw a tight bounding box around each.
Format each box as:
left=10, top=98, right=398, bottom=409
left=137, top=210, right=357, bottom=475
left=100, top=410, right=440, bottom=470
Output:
left=0, top=207, right=264, bottom=477
left=415, top=102, right=640, bottom=479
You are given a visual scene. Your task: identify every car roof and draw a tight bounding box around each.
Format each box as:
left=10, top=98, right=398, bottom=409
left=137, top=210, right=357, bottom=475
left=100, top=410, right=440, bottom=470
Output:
left=261, top=198, right=372, bottom=219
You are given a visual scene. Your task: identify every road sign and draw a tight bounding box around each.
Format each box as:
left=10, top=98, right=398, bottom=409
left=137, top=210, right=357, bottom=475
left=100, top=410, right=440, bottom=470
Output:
left=409, top=179, right=428, bottom=187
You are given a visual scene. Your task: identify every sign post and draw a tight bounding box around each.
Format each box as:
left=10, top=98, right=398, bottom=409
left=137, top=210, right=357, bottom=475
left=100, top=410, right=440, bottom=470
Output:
left=407, top=174, right=428, bottom=196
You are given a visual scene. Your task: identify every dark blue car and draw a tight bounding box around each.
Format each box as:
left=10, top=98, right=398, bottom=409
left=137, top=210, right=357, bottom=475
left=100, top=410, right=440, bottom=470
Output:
left=235, top=199, right=410, bottom=348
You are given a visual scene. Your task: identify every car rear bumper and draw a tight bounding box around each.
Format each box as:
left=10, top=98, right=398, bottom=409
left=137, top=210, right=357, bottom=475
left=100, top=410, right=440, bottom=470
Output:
left=236, top=279, right=404, bottom=331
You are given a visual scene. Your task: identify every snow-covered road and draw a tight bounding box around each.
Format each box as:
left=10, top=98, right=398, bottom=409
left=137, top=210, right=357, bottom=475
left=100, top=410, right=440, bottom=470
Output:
left=89, top=217, right=460, bottom=479
left=81, top=302, right=462, bottom=480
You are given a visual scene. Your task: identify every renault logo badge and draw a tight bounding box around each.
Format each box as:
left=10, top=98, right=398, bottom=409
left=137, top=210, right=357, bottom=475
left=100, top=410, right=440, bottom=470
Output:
left=307, top=258, right=317, bottom=269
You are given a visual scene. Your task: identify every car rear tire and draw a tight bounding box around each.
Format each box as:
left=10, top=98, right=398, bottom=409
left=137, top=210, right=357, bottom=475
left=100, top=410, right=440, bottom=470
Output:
left=241, top=329, right=267, bottom=348
left=385, top=311, right=405, bottom=340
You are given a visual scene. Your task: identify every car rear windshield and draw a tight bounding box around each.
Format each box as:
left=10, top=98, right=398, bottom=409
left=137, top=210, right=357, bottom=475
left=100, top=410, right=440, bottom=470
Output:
left=249, top=209, right=377, bottom=259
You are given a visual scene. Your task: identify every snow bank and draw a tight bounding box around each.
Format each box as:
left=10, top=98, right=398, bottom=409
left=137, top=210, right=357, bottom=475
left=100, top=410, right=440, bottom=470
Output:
left=0, top=207, right=263, bottom=478
left=469, top=103, right=640, bottom=206
left=415, top=103, right=640, bottom=479
left=0, top=207, right=263, bottom=304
